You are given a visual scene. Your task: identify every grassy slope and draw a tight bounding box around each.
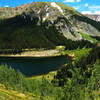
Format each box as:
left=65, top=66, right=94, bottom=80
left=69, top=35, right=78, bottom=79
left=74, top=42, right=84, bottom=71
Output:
left=0, top=82, right=56, bottom=100
left=65, top=47, right=92, bottom=59
left=0, top=84, right=34, bottom=100
left=56, top=2, right=81, bottom=16
left=28, top=71, right=57, bottom=82
left=80, top=32, right=99, bottom=43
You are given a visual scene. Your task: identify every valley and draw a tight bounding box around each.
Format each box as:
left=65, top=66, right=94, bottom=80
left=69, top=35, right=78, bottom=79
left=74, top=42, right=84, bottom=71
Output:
left=0, top=1, right=100, bottom=100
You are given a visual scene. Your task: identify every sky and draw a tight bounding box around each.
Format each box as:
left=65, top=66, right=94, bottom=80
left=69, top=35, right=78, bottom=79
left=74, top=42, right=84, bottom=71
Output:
left=0, top=0, right=100, bottom=14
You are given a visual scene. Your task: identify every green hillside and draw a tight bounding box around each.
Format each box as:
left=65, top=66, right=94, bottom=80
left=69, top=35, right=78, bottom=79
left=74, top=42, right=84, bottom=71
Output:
left=0, top=46, right=100, bottom=99
left=0, top=2, right=100, bottom=50
left=0, top=2, right=100, bottom=100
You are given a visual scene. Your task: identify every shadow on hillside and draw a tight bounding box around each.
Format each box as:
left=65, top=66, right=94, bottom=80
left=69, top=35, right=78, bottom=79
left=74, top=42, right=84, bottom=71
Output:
left=72, top=14, right=100, bottom=32
left=0, top=14, right=96, bottom=51
left=91, top=36, right=100, bottom=41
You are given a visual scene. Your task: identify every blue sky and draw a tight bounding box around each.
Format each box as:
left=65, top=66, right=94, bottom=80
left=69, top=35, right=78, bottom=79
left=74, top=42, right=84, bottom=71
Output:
left=0, top=0, right=100, bottom=14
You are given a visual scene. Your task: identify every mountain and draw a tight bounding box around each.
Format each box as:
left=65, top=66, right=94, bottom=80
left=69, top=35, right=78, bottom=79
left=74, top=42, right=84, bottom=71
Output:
left=84, top=14, right=100, bottom=22
left=0, top=2, right=100, bottom=49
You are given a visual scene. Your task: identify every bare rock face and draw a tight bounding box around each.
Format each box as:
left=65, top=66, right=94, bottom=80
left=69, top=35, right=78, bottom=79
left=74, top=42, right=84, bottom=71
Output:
left=0, top=2, right=100, bottom=48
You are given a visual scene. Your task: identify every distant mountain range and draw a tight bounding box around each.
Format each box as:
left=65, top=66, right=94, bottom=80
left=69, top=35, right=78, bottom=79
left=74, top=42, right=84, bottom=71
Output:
left=84, top=14, right=100, bottom=22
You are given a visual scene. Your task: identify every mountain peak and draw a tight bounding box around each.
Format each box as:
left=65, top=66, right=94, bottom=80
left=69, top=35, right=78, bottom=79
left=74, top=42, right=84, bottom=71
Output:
left=51, top=2, right=64, bottom=15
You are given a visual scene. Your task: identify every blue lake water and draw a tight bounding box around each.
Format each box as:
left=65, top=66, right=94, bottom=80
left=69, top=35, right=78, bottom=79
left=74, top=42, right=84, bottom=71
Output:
left=0, top=56, right=68, bottom=76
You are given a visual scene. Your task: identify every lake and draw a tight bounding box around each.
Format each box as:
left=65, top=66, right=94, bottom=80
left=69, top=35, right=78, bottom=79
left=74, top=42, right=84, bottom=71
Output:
left=0, top=56, right=68, bottom=76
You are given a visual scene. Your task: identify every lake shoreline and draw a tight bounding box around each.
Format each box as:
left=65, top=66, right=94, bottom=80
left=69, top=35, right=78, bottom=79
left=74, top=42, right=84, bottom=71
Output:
left=0, top=49, right=62, bottom=58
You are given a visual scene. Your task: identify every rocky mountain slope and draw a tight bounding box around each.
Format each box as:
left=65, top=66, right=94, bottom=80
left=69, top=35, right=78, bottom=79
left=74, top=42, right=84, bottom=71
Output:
left=0, top=2, right=100, bottom=49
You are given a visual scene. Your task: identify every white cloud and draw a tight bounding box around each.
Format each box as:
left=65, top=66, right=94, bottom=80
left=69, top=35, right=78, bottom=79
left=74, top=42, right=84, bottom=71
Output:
left=89, top=5, right=100, bottom=10
left=94, top=11, right=100, bottom=15
left=84, top=3, right=88, bottom=7
left=63, top=0, right=74, bottom=2
left=88, top=5, right=100, bottom=14
left=76, top=0, right=81, bottom=2
left=81, top=11, right=92, bottom=14
left=81, top=10, right=100, bottom=15
left=63, top=0, right=81, bottom=3
left=5, top=5, right=9, bottom=7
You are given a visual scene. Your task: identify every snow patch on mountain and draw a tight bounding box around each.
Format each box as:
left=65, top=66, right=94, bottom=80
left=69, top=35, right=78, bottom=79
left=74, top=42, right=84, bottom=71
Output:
left=51, top=2, right=64, bottom=15
left=43, top=13, right=49, bottom=21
